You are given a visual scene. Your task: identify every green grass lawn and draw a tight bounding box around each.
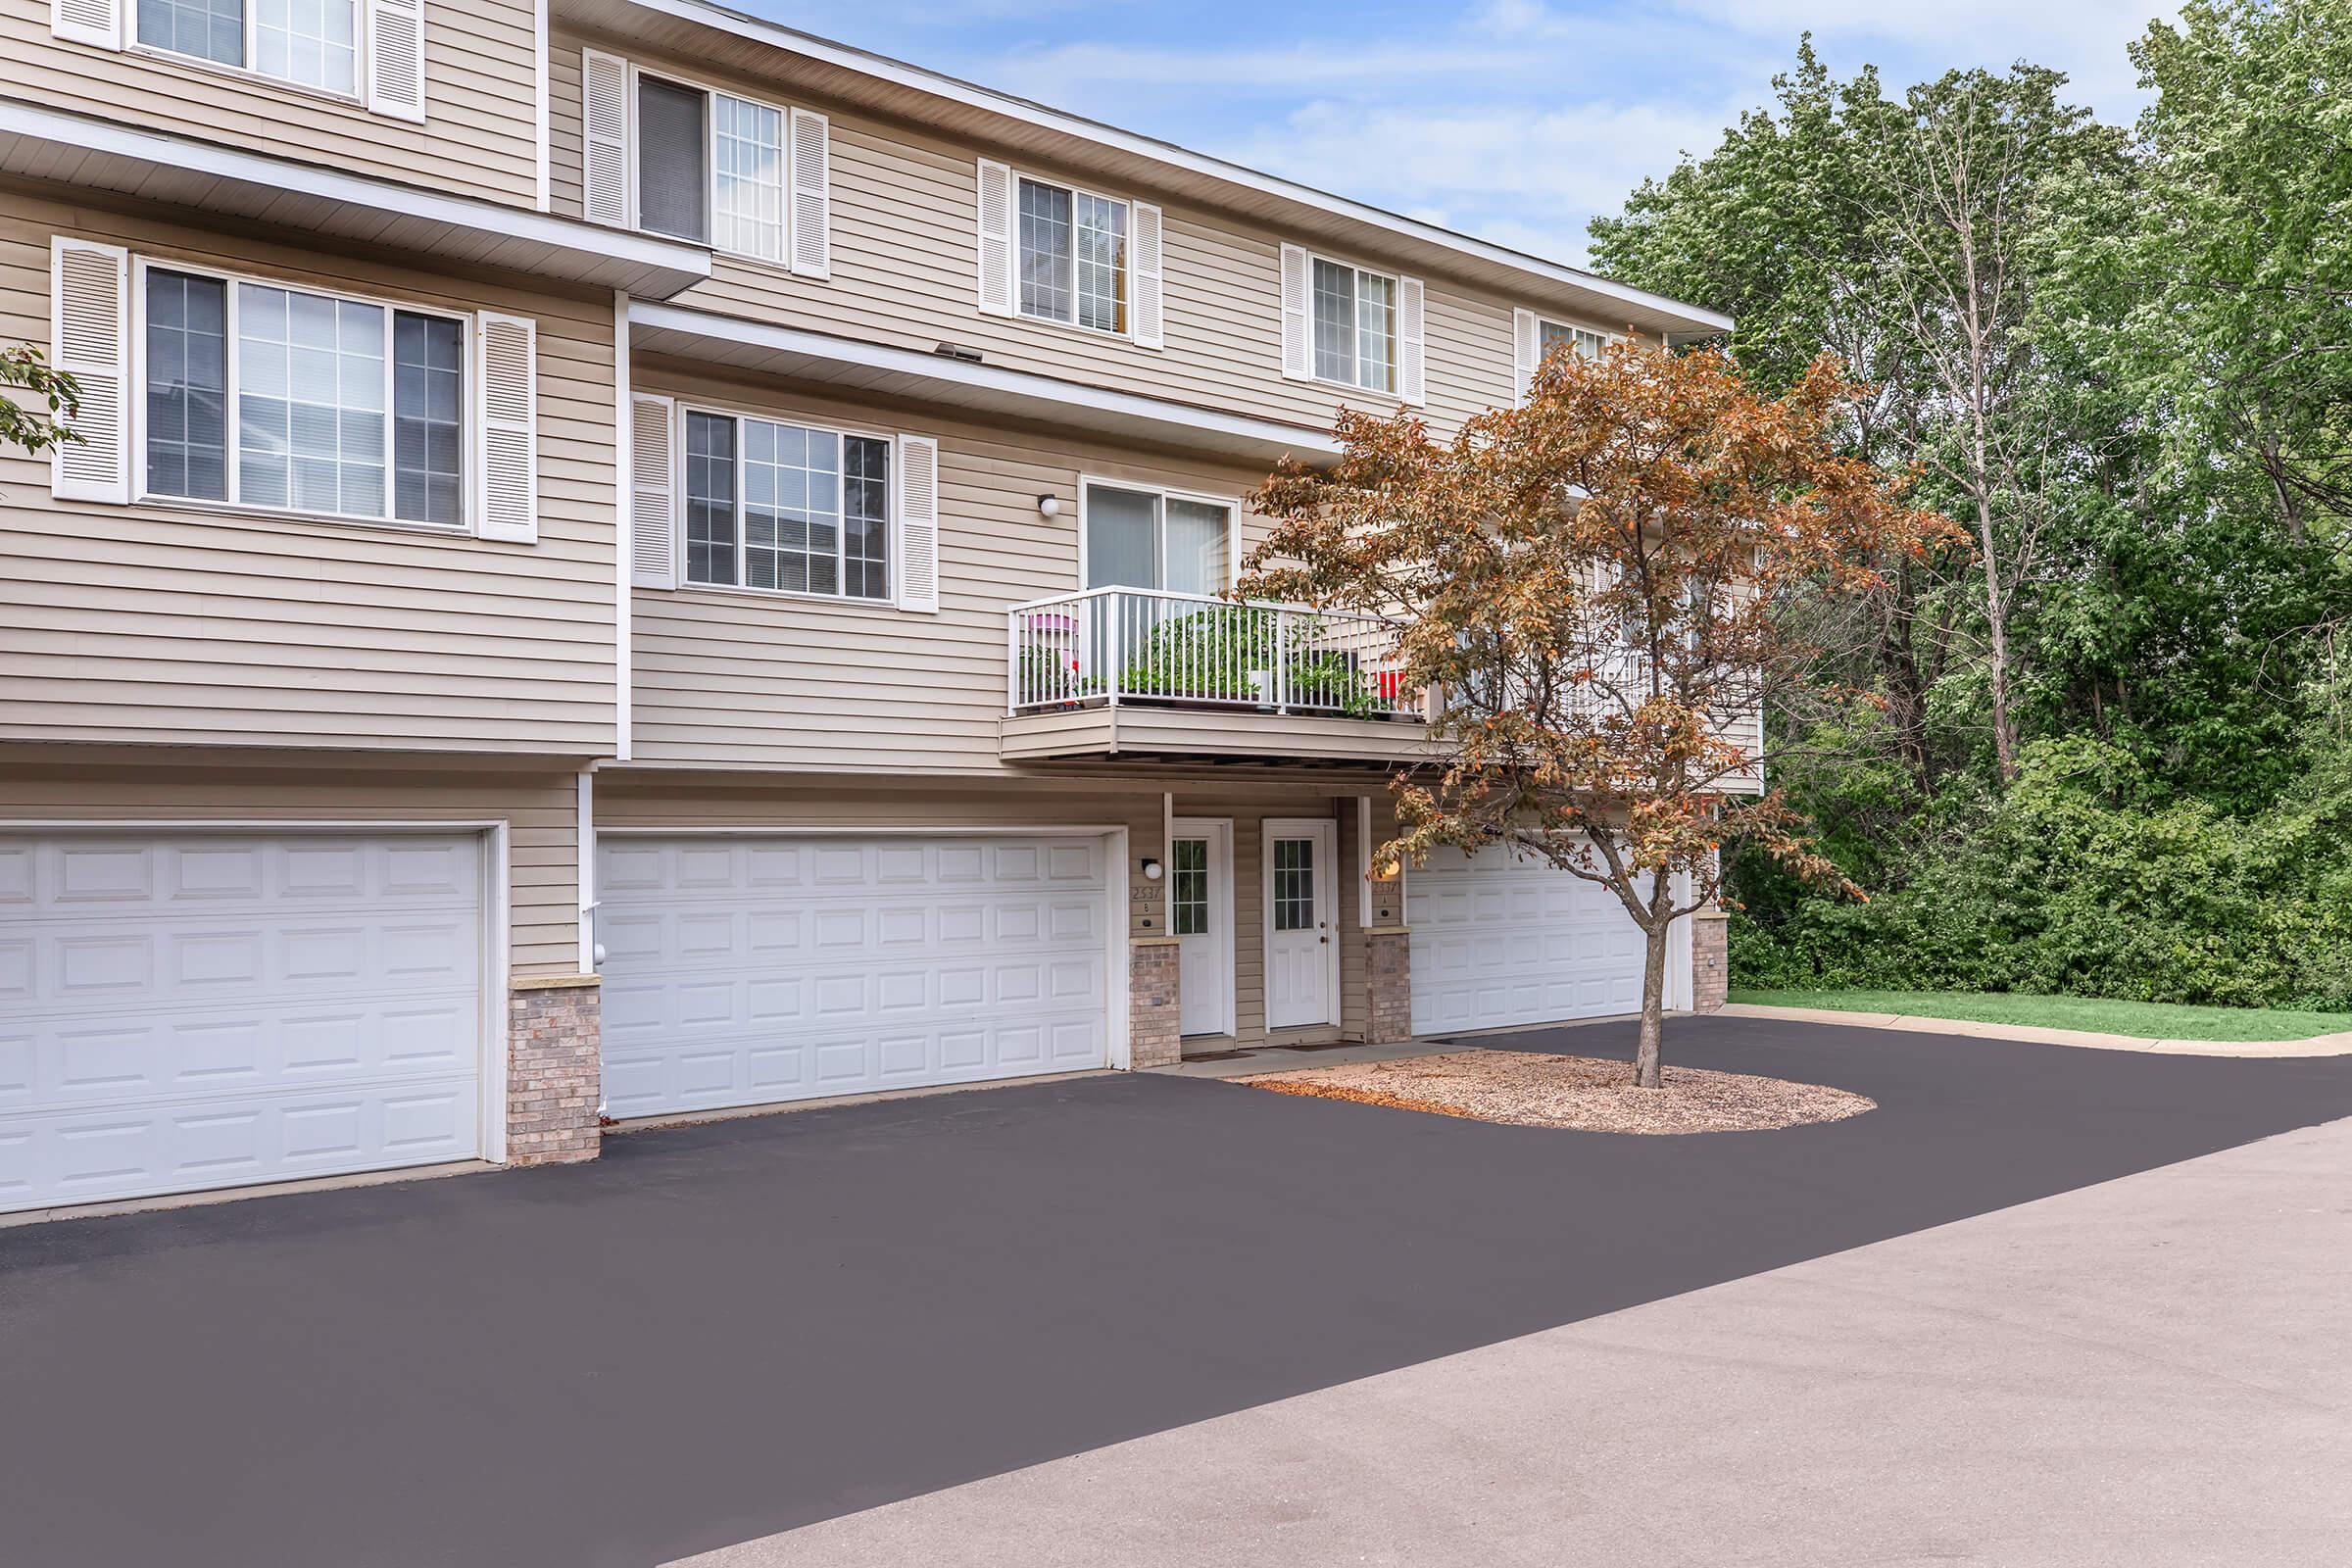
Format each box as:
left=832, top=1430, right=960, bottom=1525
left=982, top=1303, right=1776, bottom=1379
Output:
left=1726, top=988, right=2352, bottom=1043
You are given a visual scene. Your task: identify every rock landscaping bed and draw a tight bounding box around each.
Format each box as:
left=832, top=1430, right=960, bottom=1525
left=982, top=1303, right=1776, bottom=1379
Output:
left=1238, top=1048, right=1875, bottom=1134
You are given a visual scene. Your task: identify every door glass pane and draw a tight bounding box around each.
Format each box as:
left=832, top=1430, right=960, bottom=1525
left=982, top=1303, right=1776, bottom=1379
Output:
left=236, top=282, right=385, bottom=518
left=1273, top=838, right=1316, bottom=931
left=712, top=93, right=786, bottom=262
left=1084, top=484, right=1159, bottom=589
left=1018, top=179, right=1073, bottom=323
left=684, top=411, right=736, bottom=585
left=1163, top=500, right=1228, bottom=596
left=392, top=312, right=463, bottom=527
left=144, top=270, right=228, bottom=502
left=138, top=0, right=241, bottom=67
left=638, top=76, right=710, bottom=242
left=1311, top=258, right=1355, bottom=384
left=1171, top=837, right=1208, bottom=937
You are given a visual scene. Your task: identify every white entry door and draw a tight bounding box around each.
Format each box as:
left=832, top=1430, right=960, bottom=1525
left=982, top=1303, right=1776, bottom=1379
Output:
left=1169, top=819, right=1232, bottom=1037
left=1263, top=819, right=1339, bottom=1030
left=0, top=830, right=487, bottom=1215
left=597, top=833, right=1113, bottom=1118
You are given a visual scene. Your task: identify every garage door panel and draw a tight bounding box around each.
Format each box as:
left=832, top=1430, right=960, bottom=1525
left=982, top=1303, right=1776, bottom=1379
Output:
left=0, top=831, right=484, bottom=1214
left=1409, top=846, right=1653, bottom=1035
left=597, top=834, right=1112, bottom=1119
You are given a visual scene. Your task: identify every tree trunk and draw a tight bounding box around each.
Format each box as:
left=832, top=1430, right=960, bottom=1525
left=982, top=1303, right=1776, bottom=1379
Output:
left=1634, top=913, right=1671, bottom=1090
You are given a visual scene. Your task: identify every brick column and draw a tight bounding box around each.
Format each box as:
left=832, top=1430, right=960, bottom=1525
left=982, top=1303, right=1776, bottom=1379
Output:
left=1690, top=910, right=1730, bottom=1013
left=1365, top=927, right=1414, bottom=1043
left=507, top=975, right=602, bottom=1165
left=1128, top=938, right=1182, bottom=1068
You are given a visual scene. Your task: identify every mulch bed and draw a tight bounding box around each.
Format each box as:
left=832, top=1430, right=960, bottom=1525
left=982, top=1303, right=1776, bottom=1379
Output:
left=1237, top=1048, right=1876, bottom=1135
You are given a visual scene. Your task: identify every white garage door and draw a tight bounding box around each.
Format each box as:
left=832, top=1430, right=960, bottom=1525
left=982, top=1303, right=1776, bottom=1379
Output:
left=0, top=831, right=485, bottom=1215
left=597, top=834, right=1111, bottom=1118
left=1407, top=847, right=1669, bottom=1035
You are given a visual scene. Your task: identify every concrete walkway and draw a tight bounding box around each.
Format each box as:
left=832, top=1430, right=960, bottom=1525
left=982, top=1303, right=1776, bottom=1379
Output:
left=1718, top=1001, right=2352, bottom=1056
left=682, top=1115, right=2352, bottom=1568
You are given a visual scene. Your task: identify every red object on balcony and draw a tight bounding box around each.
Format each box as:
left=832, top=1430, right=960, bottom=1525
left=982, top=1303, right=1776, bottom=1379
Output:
left=1374, top=669, right=1403, bottom=700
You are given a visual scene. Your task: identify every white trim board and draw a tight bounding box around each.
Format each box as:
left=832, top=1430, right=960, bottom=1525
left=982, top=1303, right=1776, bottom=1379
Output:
left=0, top=97, right=709, bottom=298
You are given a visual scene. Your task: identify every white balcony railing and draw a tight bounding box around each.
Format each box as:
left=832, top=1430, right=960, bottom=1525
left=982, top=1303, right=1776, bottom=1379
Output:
left=1007, top=587, right=1425, bottom=722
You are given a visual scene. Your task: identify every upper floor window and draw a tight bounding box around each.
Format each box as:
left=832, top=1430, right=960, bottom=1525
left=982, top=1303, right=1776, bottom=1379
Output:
left=139, top=263, right=466, bottom=528
left=1312, top=258, right=1396, bottom=394
left=1514, top=308, right=1618, bottom=404
left=683, top=410, right=890, bottom=601
left=1018, top=177, right=1127, bottom=335
left=1279, top=244, right=1425, bottom=405
left=582, top=51, right=830, bottom=275
left=136, top=0, right=354, bottom=95
left=1540, top=319, right=1607, bottom=362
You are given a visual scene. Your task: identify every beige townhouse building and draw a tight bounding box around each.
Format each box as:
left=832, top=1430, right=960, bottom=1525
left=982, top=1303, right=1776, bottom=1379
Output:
left=0, top=0, right=1736, bottom=1215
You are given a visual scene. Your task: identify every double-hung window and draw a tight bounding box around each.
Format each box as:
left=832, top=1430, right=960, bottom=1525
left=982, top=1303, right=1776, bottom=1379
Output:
left=134, top=0, right=358, bottom=96
left=1540, top=319, right=1608, bottom=362
left=683, top=410, right=891, bottom=601
left=1311, top=258, right=1397, bottom=394
left=1018, top=176, right=1128, bottom=334
left=139, top=264, right=466, bottom=528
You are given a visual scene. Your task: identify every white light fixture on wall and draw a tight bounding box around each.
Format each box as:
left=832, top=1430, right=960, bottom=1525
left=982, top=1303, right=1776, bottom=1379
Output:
left=1037, top=493, right=1061, bottom=517
left=1141, top=857, right=1162, bottom=880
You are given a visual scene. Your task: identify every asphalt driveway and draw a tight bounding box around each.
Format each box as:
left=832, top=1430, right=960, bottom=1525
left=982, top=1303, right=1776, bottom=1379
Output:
left=6, top=1016, right=2351, bottom=1568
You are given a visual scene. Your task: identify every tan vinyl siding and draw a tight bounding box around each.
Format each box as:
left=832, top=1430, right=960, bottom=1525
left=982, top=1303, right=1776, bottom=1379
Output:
left=3, top=0, right=543, bottom=208
left=0, top=748, right=582, bottom=974
left=597, top=771, right=1360, bottom=1045
left=550, top=30, right=1629, bottom=439
left=628, top=363, right=1285, bottom=773
left=0, top=196, right=618, bottom=756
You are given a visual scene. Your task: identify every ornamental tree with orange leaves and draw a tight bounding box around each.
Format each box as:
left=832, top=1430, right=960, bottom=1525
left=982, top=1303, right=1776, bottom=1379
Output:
left=1241, top=341, right=1957, bottom=1088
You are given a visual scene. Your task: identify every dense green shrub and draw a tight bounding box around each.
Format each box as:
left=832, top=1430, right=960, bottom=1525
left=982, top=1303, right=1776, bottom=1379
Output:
left=1734, top=737, right=2352, bottom=1009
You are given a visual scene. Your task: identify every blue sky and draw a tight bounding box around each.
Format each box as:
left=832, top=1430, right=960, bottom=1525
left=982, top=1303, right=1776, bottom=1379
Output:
left=739, top=0, right=2177, bottom=268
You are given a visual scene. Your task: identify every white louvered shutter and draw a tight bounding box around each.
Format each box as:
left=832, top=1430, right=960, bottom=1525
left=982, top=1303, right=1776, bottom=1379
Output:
left=1513, top=307, right=1540, bottom=405
left=1279, top=243, right=1310, bottom=379
left=473, top=312, right=538, bottom=543
left=895, top=433, right=940, bottom=613
left=52, top=0, right=120, bottom=48
left=789, top=108, right=830, bottom=277
left=582, top=50, right=632, bottom=228
left=365, top=0, right=427, bottom=122
left=1396, top=273, right=1426, bottom=406
left=49, top=237, right=128, bottom=504
left=1130, top=201, right=1164, bottom=349
left=975, top=159, right=1013, bottom=317
left=629, top=394, right=677, bottom=588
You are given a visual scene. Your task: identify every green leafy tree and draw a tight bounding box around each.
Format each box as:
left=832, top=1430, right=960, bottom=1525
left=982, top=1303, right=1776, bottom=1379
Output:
left=2, top=344, right=79, bottom=460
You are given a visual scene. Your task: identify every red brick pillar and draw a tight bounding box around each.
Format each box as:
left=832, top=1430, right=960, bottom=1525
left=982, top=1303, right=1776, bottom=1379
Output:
left=1690, top=911, right=1730, bottom=1013
left=1128, top=939, right=1183, bottom=1068
left=1365, top=927, right=1414, bottom=1043
left=507, top=975, right=602, bottom=1165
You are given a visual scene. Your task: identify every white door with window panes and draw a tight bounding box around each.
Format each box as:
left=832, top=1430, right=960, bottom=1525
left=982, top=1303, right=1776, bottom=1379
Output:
left=1075, top=481, right=1234, bottom=702
left=1170, top=819, right=1233, bottom=1038
left=1263, top=819, right=1339, bottom=1030
left=1081, top=482, right=1230, bottom=595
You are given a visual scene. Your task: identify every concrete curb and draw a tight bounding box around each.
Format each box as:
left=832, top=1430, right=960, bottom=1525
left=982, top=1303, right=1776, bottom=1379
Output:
left=1717, top=1002, right=2352, bottom=1058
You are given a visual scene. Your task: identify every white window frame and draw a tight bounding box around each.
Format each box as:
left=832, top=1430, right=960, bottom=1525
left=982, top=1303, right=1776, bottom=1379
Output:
left=675, top=399, right=896, bottom=606
left=1074, top=475, right=1241, bottom=595
left=128, top=253, right=474, bottom=535
left=1305, top=251, right=1399, bottom=396
left=1539, top=317, right=1613, bottom=362
left=1014, top=172, right=1133, bottom=339
left=127, top=0, right=367, bottom=106
left=626, top=62, right=795, bottom=267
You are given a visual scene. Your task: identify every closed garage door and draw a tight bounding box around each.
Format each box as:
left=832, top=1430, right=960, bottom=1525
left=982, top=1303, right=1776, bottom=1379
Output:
left=0, top=831, right=485, bottom=1215
left=1407, top=847, right=1669, bottom=1035
left=597, top=834, right=1112, bottom=1119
